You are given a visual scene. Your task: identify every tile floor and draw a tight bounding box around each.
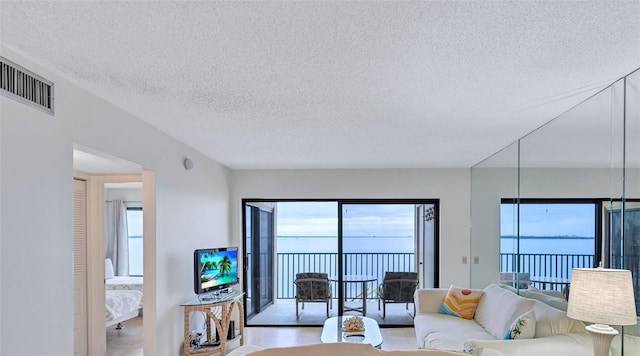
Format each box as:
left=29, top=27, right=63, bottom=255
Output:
left=247, top=299, right=415, bottom=326
left=106, top=316, right=418, bottom=355
left=106, top=316, right=143, bottom=356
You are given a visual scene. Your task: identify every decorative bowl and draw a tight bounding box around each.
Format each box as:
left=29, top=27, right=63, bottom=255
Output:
left=341, top=327, right=365, bottom=333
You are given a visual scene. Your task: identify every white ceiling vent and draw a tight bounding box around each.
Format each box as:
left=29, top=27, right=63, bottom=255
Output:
left=1, top=56, right=54, bottom=115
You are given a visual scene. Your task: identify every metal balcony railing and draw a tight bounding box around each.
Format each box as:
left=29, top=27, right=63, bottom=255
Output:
left=277, top=252, right=415, bottom=300
left=271, top=252, right=597, bottom=297
left=500, top=253, right=595, bottom=291
left=249, top=251, right=639, bottom=317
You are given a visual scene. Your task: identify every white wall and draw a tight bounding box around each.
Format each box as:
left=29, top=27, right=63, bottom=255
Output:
left=0, top=46, right=231, bottom=355
left=230, top=168, right=472, bottom=288
left=105, top=187, right=143, bottom=205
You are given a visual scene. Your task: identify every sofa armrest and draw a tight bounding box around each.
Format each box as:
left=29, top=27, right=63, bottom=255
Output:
left=464, top=333, right=593, bottom=356
left=414, top=288, right=448, bottom=314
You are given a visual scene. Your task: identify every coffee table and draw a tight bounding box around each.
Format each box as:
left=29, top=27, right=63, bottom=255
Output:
left=320, top=316, right=383, bottom=349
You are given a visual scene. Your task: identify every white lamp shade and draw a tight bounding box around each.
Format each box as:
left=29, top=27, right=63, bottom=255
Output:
left=567, top=268, right=637, bottom=326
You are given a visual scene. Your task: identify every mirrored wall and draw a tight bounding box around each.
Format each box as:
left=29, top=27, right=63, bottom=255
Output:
left=471, top=68, right=640, bottom=354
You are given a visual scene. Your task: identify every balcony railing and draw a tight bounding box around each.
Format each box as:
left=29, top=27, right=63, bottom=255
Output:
left=277, top=252, right=415, bottom=299
left=500, top=253, right=595, bottom=291
left=278, top=252, right=596, bottom=297
left=248, top=251, right=640, bottom=318
left=253, top=252, right=599, bottom=300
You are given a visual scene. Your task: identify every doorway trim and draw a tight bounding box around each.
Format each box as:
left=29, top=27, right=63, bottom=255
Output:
left=86, top=174, right=143, bottom=354
left=73, top=146, right=157, bottom=355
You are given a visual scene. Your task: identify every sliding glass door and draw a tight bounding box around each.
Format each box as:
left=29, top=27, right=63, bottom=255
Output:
left=245, top=203, right=274, bottom=319
left=340, top=202, right=429, bottom=325
left=243, top=199, right=438, bottom=326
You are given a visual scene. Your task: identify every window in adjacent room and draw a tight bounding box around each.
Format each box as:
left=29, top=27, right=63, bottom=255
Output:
left=126, top=207, right=143, bottom=276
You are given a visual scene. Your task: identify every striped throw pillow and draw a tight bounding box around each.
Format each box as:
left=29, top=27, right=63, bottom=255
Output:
left=439, top=285, right=484, bottom=319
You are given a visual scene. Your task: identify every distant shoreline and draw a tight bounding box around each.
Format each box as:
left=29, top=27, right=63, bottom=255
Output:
left=277, top=235, right=593, bottom=240
left=501, top=235, right=593, bottom=240
left=277, top=235, right=412, bottom=239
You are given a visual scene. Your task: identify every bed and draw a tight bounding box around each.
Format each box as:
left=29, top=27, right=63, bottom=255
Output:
left=106, top=276, right=144, bottom=308
left=106, top=289, right=143, bottom=328
left=105, top=258, right=144, bottom=328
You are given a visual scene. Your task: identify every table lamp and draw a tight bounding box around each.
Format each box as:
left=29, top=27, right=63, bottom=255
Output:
left=567, top=267, right=637, bottom=356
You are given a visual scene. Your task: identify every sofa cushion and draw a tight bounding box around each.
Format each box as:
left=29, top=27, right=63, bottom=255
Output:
left=611, top=333, right=640, bottom=356
left=465, top=333, right=595, bottom=356
left=518, top=289, right=568, bottom=311
left=531, top=298, right=587, bottom=338
left=503, top=309, right=536, bottom=339
left=415, top=312, right=496, bottom=350
left=415, top=288, right=449, bottom=313
left=237, top=343, right=472, bottom=356
left=438, top=285, right=484, bottom=320
left=528, top=285, right=565, bottom=299
left=245, top=343, right=379, bottom=356
left=474, top=283, right=536, bottom=339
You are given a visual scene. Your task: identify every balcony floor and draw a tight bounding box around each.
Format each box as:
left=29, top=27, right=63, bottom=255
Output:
left=247, top=299, right=415, bottom=326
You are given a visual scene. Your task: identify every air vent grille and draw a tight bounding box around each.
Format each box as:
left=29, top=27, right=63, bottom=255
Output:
left=1, top=56, right=54, bottom=115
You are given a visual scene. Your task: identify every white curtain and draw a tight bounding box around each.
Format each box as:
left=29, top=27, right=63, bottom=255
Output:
left=105, top=199, right=129, bottom=276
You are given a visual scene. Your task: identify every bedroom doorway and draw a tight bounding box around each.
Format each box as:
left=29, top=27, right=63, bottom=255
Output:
left=73, top=147, right=155, bottom=356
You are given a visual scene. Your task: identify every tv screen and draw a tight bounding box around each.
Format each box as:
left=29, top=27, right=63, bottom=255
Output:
left=193, top=247, right=239, bottom=295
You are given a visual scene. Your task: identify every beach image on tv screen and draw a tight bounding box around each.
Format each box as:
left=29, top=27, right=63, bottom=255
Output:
left=199, top=249, right=238, bottom=289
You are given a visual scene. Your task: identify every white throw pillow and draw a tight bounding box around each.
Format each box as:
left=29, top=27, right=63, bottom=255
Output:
left=105, top=258, right=115, bottom=279
left=474, top=283, right=536, bottom=339
left=504, top=310, right=536, bottom=339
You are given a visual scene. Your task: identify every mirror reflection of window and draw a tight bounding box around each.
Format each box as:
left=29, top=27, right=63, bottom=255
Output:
left=500, top=201, right=596, bottom=291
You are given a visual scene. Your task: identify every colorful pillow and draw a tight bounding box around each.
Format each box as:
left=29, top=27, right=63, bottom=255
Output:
left=438, top=285, right=484, bottom=320
left=504, top=310, right=536, bottom=339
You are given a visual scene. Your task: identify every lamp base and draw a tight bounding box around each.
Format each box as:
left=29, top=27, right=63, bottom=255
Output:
left=585, top=324, right=619, bottom=356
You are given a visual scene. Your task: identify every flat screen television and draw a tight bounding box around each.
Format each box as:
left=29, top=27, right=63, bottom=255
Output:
left=193, top=246, right=239, bottom=296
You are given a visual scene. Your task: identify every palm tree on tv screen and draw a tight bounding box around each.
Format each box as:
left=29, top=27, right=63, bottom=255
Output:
left=219, top=256, right=232, bottom=276
left=201, top=260, right=218, bottom=273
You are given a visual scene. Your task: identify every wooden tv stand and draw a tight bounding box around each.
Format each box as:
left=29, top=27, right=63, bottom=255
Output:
left=181, top=291, right=245, bottom=356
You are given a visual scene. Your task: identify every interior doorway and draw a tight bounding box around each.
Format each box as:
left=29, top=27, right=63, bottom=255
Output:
left=72, top=147, right=154, bottom=355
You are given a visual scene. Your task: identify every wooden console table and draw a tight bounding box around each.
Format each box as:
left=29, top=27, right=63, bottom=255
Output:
left=181, top=291, right=245, bottom=356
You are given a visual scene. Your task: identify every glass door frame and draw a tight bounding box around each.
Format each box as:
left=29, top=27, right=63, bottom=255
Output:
left=241, top=198, right=440, bottom=326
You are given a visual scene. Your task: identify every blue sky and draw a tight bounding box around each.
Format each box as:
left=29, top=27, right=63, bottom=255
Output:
left=500, top=203, right=595, bottom=237
left=276, top=202, right=415, bottom=237
left=274, top=201, right=595, bottom=238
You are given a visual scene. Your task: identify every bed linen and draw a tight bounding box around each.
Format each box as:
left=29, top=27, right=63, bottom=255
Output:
left=105, top=289, right=143, bottom=327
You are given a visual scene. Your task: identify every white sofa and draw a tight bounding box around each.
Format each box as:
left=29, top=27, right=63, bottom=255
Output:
left=414, top=283, right=640, bottom=356
left=414, top=283, right=594, bottom=355
left=227, top=342, right=497, bottom=356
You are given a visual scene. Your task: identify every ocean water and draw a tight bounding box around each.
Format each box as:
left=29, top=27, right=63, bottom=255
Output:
left=274, top=235, right=594, bottom=297
left=277, top=236, right=414, bottom=253
left=276, top=235, right=595, bottom=255
left=500, top=236, right=594, bottom=255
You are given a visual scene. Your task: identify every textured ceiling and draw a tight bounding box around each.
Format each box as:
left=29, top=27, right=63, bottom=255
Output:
left=2, top=1, right=639, bottom=169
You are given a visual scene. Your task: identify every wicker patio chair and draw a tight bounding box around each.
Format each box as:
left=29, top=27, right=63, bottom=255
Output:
left=377, top=271, right=419, bottom=319
left=294, top=272, right=332, bottom=319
